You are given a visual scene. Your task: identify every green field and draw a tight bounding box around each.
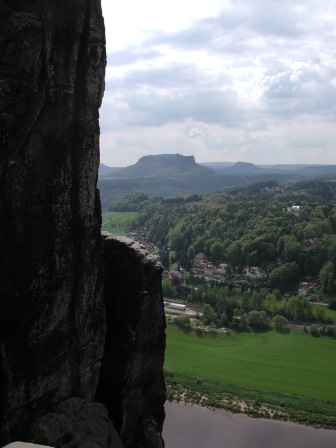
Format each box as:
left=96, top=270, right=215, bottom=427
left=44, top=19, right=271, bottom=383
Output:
left=165, top=325, right=336, bottom=401
left=101, top=211, right=137, bottom=236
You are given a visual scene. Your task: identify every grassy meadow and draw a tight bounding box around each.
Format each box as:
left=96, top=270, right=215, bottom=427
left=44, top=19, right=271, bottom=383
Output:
left=165, top=324, right=336, bottom=400
left=165, top=324, right=336, bottom=427
left=101, top=211, right=137, bottom=236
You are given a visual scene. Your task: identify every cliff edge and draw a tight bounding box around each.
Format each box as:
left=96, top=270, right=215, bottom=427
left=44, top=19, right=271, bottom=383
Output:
left=98, top=234, right=166, bottom=448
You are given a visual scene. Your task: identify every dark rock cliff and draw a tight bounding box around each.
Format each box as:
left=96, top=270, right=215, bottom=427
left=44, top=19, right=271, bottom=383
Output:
left=0, top=1, right=165, bottom=447
left=0, top=0, right=106, bottom=442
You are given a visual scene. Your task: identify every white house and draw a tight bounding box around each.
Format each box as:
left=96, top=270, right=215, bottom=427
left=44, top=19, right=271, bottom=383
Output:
left=245, top=266, right=267, bottom=280
left=287, top=205, right=300, bottom=214
left=216, top=263, right=231, bottom=275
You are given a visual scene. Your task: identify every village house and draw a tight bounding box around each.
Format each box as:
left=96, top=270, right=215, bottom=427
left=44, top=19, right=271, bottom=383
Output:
left=204, top=263, right=217, bottom=276
left=298, top=282, right=310, bottom=296
left=303, top=239, right=315, bottom=247
left=244, top=266, right=267, bottom=280
left=216, top=263, right=231, bottom=275
left=193, top=251, right=234, bottom=279
left=287, top=205, right=300, bottom=214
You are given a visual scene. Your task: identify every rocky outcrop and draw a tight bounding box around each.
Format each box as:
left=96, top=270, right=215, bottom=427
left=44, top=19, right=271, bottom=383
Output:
left=0, top=1, right=166, bottom=447
left=97, top=234, right=166, bottom=448
left=27, top=398, right=123, bottom=448
left=24, top=232, right=167, bottom=448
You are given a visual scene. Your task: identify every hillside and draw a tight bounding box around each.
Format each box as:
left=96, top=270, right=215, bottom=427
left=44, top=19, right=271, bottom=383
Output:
left=99, top=163, right=122, bottom=177
left=127, top=179, right=336, bottom=282
left=226, top=161, right=267, bottom=174
left=297, top=165, right=336, bottom=176
left=98, top=172, right=247, bottom=209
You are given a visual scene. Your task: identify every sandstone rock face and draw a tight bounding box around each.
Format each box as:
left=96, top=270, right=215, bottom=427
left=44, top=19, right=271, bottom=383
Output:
left=0, top=2, right=166, bottom=447
left=0, top=0, right=106, bottom=444
left=98, top=234, right=166, bottom=448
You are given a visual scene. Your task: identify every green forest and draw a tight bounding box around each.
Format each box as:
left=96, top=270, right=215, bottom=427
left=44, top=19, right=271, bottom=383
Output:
left=117, top=180, right=336, bottom=281
left=110, top=180, right=336, bottom=329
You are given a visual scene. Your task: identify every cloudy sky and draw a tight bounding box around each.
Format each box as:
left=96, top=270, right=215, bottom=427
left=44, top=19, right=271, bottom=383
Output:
left=100, top=0, right=336, bottom=167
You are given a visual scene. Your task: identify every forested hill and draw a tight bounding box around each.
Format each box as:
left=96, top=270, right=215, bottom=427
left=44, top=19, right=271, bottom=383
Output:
left=121, top=180, right=336, bottom=295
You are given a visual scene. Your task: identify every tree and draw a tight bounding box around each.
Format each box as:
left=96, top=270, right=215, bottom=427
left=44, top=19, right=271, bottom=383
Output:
left=240, top=291, right=252, bottom=312
left=174, top=315, right=191, bottom=330
left=268, top=262, right=299, bottom=292
left=210, top=240, right=224, bottom=264
left=248, top=310, right=269, bottom=329
left=187, top=246, right=195, bottom=261
left=162, top=279, right=174, bottom=298
left=251, top=292, right=263, bottom=310
left=273, top=314, right=288, bottom=329
left=314, top=304, right=326, bottom=322
left=160, top=249, right=169, bottom=268
left=272, top=289, right=281, bottom=300
left=264, top=293, right=277, bottom=316
left=202, top=304, right=218, bottom=326
left=319, top=261, right=335, bottom=293
left=171, top=272, right=182, bottom=288
left=284, top=241, right=302, bottom=264
left=286, top=296, right=312, bottom=320
left=246, top=249, right=259, bottom=266
left=226, top=241, right=242, bottom=266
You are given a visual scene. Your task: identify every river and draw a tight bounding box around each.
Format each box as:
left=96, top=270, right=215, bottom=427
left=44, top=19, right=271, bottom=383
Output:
left=163, top=401, right=336, bottom=448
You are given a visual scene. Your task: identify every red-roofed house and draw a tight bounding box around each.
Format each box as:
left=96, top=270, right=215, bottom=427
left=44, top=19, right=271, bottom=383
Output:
left=298, top=282, right=310, bottom=296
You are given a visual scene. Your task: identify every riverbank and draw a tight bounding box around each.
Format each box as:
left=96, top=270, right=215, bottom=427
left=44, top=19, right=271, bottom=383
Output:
left=165, top=370, right=336, bottom=429
left=163, top=401, right=336, bottom=448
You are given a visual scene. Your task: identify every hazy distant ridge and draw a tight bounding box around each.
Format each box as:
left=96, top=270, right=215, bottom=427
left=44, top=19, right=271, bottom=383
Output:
left=100, top=157, right=336, bottom=177
left=98, top=155, right=336, bottom=209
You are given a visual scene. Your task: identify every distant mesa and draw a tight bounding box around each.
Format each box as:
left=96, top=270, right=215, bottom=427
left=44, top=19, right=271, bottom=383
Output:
left=226, top=161, right=265, bottom=174
left=105, top=153, right=215, bottom=178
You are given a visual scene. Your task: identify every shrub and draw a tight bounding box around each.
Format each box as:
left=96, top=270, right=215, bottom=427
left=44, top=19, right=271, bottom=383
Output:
left=325, top=325, right=336, bottom=337
left=310, top=324, right=319, bottom=336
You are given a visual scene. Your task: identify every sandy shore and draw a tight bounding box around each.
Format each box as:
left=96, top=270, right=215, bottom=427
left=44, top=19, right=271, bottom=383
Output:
left=169, top=399, right=336, bottom=431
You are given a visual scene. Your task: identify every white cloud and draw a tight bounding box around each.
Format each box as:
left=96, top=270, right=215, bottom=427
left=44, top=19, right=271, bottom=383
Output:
left=261, top=71, right=303, bottom=99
